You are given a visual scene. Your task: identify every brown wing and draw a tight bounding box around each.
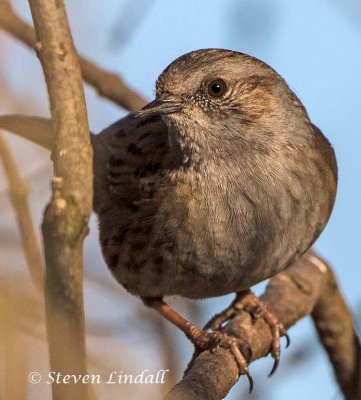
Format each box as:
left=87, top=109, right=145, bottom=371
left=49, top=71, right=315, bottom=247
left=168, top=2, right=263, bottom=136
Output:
left=92, top=112, right=183, bottom=215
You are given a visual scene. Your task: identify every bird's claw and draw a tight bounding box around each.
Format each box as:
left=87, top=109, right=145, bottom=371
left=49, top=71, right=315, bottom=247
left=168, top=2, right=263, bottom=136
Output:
left=205, top=290, right=291, bottom=378
left=284, top=332, right=291, bottom=348
left=186, top=325, right=253, bottom=392
left=269, top=355, right=279, bottom=377
left=268, top=331, right=290, bottom=376
left=246, top=371, right=254, bottom=394
left=203, top=308, right=237, bottom=331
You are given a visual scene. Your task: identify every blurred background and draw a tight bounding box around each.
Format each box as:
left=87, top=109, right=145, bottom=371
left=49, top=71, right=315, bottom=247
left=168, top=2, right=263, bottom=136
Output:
left=0, top=0, right=360, bottom=399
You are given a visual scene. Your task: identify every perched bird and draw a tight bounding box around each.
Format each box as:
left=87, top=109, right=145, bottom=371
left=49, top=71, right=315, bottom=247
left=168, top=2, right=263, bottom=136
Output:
left=92, top=49, right=337, bottom=383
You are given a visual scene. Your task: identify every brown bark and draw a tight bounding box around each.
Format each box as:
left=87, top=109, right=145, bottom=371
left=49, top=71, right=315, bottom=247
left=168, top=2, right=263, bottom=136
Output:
left=311, top=253, right=361, bottom=398
left=27, top=0, right=93, bottom=399
left=0, top=116, right=53, bottom=150
left=164, top=252, right=360, bottom=400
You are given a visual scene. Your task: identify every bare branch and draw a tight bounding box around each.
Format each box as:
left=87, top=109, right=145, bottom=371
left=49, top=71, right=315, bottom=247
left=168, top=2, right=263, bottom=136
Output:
left=311, top=254, right=361, bottom=399
left=27, top=0, right=93, bottom=399
left=80, top=57, right=147, bottom=111
left=0, top=115, right=53, bottom=150
left=164, top=252, right=360, bottom=400
left=0, top=133, right=44, bottom=289
left=0, top=0, right=147, bottom=111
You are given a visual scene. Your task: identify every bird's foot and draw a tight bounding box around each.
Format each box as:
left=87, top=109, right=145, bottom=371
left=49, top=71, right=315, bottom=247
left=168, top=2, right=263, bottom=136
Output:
left=142, top=296, right=253, bottom=392
left=186, top=324, right=253, bottom=392
left=204, top=290, right=290, bottom=376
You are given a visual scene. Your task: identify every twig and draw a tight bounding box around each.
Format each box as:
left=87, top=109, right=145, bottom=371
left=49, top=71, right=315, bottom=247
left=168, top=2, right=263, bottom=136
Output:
left=0, top=0, right=147, bottom=112
left=80, top=57, right=146, bottom=111
left=0, top=133, right=44, bottom=289
left=0, top=115, right=53, bottom=150
left=27, top=0, right=93, bottom=399
left=164, top=252, right=360, bottom=400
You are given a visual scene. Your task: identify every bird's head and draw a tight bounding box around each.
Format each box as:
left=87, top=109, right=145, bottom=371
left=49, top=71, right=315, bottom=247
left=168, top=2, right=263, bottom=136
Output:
left=136, top=49, right=312, bottom=163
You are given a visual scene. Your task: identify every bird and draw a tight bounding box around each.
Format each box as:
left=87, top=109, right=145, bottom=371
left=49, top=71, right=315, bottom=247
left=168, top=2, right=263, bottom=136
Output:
left=91, top=48, right=337, bottom=386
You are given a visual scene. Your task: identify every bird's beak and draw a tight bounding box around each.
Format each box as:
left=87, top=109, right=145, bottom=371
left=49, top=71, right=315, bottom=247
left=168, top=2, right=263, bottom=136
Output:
left=135, top=98, right=182, bottom=118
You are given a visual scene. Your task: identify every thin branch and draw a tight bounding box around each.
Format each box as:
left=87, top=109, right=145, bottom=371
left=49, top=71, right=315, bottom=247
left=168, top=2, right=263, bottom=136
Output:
left=27, top=0, right=93, bottom=399
left=0, top=0, right=147, bottom=112
left=0, top=115, right=53, bottom=149
left=79, top=57, right=147, bottom=111
left=164, top=252, right=360, bottom=400
left=0, top=133, right=44, bottom=289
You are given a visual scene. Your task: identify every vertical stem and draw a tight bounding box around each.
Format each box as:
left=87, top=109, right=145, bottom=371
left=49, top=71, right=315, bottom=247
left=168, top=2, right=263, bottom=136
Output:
left=42, top=180, right=88, bottom=400
left=0, top=134, right=44, bottom=289
left=27, top=1, right=93, bottom=399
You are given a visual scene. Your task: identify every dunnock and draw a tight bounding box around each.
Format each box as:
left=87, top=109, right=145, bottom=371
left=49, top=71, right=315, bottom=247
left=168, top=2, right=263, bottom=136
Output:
left=92, top=49, right=337, bottom=384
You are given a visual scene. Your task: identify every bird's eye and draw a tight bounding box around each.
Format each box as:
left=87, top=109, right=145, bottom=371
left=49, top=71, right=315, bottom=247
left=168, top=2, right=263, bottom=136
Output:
left=207, top=78, right=227, bottom=98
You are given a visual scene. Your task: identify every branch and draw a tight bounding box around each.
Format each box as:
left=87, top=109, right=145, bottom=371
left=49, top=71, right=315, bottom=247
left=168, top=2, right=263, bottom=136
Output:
left=0, top=115, right=53, bottom=149
left=311, top=254, right=361, bottom=398
left=164, top=252, right=360, bottom=400
left=0, top=0, right=147, bottom=111
left=27, top=0, right=93, bottom=399
left=0, top=133, right=44, bottom=289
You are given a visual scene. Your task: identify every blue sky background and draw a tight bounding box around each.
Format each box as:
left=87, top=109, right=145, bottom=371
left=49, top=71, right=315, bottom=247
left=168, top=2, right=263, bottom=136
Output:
left=3, top=1, right=361, bottom=399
